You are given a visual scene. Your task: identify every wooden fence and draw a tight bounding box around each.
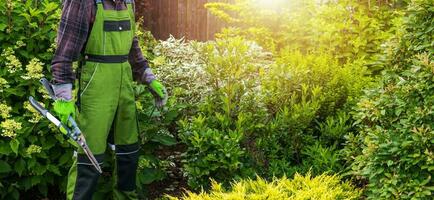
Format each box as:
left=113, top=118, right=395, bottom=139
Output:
left=135, top=0, right=233, bottom=41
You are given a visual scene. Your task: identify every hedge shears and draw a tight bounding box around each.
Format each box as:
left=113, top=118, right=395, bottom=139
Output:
left=28, top=78, right=102, bottom=173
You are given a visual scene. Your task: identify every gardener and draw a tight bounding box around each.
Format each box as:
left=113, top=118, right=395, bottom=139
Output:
left=50, top=0, right=166, bottom=199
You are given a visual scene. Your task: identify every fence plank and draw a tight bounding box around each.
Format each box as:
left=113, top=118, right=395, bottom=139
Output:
left=198, top=0, right=206, bottom=41
left=136, top=0, right=231, bottom=41
left=171, top=0, right=179, bottom=38
left=163, top=0, right=169, bottom=39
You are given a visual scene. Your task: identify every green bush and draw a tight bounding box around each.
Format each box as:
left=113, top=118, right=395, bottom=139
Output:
left=265, top=51, right=371, bottom=119
left=392, top=0, right=434, bottom=66
left=150, top=36, right=209, bottom=107
left=0, top=0, right=65, bottom=199
left=119, top=24, right=183, bottom=198
left=168, top=173, right=361, bottom=200
left=348, top=55, right=434, bottom=199
left=178, top=37, right=266, bottom=189
left=256, top=85, right=322, bottom=177
left=177, top=36, right=372, bottom=188
left=206, top=0, right=403, bottom=71
left=0, top=0, right=59, bottom=61
left=343, top=1, right=434, bottom=199
left=179, top=115, right=247, bottom=189
left=257, top=51, right=370, bottom=177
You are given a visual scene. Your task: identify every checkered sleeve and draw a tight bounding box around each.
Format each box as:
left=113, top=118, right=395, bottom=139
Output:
left=128, top=0, right=154, bottom=84
left=51, top=0, right=93, bottom=84
left=129, top=36, right=153, bottom=83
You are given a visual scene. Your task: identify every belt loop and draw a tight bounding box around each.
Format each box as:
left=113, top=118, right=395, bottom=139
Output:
left=83, top=54, right=88, bottom=65
left=108, top=143, right=116, bottom=151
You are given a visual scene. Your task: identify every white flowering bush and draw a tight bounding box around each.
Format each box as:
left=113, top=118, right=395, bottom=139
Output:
left=21, top=58, right=45, bottom=80
left=151, top=36, right=209, bottom=106
left=151, top=36, right=272, bottom=107
left=0, top=1, right=70, bottom=199
left=0, top=119, right=22, bottom=138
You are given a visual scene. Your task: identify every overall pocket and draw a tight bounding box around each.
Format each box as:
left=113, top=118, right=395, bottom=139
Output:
left=80, top=62, right=99, bottom=98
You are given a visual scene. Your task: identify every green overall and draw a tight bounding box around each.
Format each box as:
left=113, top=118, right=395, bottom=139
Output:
left=67, top=0, right=139, bottom=199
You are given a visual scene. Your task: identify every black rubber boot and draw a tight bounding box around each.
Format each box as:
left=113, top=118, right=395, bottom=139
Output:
left=115, top=143, right=140, bottom=191
left=68, top=154, right=104, bottom=200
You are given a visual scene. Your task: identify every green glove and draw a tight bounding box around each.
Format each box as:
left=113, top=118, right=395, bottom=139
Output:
left=149, top=80, right=165, bottom=98
left=53, top=100, right=76, bottom=125
left=148, top=80, right=167, bottom=107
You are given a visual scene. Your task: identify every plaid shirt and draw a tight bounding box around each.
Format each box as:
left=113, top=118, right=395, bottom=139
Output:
left=51, top=0, right=150, bottom=84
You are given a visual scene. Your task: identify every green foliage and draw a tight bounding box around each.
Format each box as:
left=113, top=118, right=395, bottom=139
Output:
left=168, top=173, right=361, bottom=200
left=133, top=34, right=208, bottom=197
left=178, top=37, right=266, bottom=189
left=268, top=51, right=371, bottom=119
left=133, top=83, right=179, bottom=197
left=135, top=18, right=159, bottom=60
left=317, top=112, right=352, bottom=146
left=0, top=0, right=65, bottom=199
left=176, top=35, right=371, bottom=188
left=179, top=116, right=247, bottom=189
left=1, top=0, right=431, bottom=198
left=0, top=0, right=60, bottom=61
left=129, top=27, right=186, bottom=196
left=206, top=0, right=403, bottom=72
left=301, top=142, right=343, bottom=175
left=347, top=55, right=434, bottom=199
left=343, top=1, right=434, bottom=199
left=150, top=36, right=209, bottom=107
left=392, top=0, right=434, bottom=66
left=256, top=51, right=370, bottom=177
left=257, top=85, right=322, bottom=177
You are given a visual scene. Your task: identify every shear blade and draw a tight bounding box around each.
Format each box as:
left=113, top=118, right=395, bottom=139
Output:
left=79, top=135, right=103, bottom=173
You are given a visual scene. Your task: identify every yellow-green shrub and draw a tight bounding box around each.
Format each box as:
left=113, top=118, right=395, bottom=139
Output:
left=168, top=173, right=361, bottom=200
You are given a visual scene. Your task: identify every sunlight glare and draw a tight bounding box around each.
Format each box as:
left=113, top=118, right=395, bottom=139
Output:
left=253, top=0, right=288, bottom=11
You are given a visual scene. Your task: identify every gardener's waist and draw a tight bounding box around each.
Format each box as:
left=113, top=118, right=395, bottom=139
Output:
left=83, top=54, right=129, bottom=63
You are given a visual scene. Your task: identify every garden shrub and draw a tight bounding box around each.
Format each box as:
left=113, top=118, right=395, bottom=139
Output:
left=256, top=85, right=322, bottom=177
left=343, top=0, right=434, bottom=199
left=300, top=142, right=343, bottom=175
left=178, top=37, right=269, bottom=189
left=206, top=0, right=403, bottom=71
left=256, top=51, right=371, bottom=177
left=168, top=173, right=361, bottom=200
left=113, top=24, right=184, bottom=198
left=136, top=36, right=272, bottom=191
left=265, top=51, right=371, bottom=118
left=347, top=55, right=434, bottom=199
left=150, top=36, right=208, bottom=107
left=0, top=0, right=59, bottom=61
left=177, top=36, right=372, bottom=188
left=0, top=0, right=65, bottom=199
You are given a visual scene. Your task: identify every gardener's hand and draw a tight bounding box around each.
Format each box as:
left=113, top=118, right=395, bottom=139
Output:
left=52, top=84, right=75, bottom=125
left=53, top=100, right=76, bottom=125
left=148, top=80, right=167, bottom=108
left=141, top=68, right=168, bottom=107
